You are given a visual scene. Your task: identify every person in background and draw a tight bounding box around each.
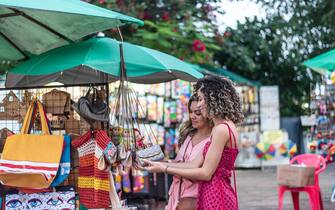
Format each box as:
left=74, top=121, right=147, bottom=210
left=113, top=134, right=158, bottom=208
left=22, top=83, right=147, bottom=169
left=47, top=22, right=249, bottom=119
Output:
left=166, top=94, right=213, bottom=210
left=144, top=76, right=243, bottom=210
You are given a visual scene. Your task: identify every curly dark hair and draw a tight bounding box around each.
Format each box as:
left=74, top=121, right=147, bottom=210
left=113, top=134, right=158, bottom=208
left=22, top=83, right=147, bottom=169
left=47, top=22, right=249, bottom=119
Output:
left=194, top=75, right=244, bottom=124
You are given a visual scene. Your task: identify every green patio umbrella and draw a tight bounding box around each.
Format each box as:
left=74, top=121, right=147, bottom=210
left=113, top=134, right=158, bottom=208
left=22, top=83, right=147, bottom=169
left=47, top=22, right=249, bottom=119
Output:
left=0, top=0, right=143, bottom=61
left=303, top=49, right=335, bottom=74
left=191, top=64, right=260, bottom=87
left=6, top=37, right=203, bottom=87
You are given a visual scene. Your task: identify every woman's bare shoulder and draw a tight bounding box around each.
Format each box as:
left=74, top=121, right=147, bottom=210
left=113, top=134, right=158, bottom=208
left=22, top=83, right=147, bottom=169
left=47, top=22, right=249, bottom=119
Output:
left=212, top=123, right=239, bottom=144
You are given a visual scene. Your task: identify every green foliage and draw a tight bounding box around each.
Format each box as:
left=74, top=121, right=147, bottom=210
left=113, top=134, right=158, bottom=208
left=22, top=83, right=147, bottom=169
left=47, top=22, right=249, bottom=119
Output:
left=215, top=1, right=334, bottom=116
left=255, top=0, right=335, bottom=56
left=88, top=0, right=224, bottom=64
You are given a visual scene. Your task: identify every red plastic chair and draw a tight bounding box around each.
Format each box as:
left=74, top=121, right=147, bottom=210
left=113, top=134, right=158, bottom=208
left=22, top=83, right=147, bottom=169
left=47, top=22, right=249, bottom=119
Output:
left=278, top=154, right=327, bottom=210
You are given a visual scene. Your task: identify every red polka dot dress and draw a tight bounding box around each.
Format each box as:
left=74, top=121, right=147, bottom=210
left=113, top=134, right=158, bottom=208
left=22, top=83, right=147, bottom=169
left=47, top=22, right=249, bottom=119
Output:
left=197, top=123, right=239, bottom=210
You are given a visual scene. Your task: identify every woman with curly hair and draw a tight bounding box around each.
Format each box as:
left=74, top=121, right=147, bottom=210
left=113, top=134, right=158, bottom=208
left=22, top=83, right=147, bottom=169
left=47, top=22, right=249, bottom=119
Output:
left=144, top=76, right=243, bottom=210
left=166, top=94, right=213, bottom=210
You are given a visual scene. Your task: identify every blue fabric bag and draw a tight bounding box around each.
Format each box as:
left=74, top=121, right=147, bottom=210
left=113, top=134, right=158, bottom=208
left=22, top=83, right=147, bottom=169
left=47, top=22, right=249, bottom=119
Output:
left=51, top=135, right=71, bottom=187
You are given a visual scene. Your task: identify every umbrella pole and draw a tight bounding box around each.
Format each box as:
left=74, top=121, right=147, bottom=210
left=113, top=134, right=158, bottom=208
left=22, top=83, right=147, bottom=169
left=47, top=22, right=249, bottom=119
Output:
left=104, top=72, right=110, bottom=131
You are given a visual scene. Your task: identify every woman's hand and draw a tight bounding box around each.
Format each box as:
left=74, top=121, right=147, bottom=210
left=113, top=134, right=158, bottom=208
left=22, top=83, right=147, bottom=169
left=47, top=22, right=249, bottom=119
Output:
left=143, top=159, right=166, bottom=173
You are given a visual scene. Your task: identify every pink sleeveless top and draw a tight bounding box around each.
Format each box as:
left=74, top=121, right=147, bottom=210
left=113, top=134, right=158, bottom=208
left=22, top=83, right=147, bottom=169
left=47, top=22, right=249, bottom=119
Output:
left=197, top=122, right=239, bottom=210
left=166, top=135, right=211, bottom=210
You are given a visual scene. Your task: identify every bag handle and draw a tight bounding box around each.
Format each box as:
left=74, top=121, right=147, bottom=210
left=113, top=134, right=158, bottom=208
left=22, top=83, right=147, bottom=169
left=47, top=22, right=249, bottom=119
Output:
left=92, top=87, right=101, bottom=102
left=85, top=86, right=93, bottom=98
left=108, top=169, right=122, bottom=209
left=36, top=100, right=51, bottom=135
left=28, top=100, right=52, bottom=134
left=21, top=99, right=36, bottom=134
left=27, top=101, right=38, bottom=134
left=21, top=99, right=51, bottom=135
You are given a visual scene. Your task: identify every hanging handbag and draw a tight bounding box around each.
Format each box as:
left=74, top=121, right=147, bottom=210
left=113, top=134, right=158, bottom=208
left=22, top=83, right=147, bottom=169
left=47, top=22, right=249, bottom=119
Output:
left=117, top=144, right=128, bottom=160
left=0, top=99, right=64, bottom=189
left=121, top=150, right=133, bottom=168
left=72, top=87, right=110, bottom=123
left=136, top=144, right=164, bottom=166
left=110, top=127, right=132, bottom=160
left=18, top=106, right=71, bottom=192
left=5, top=186, right=75, bottom=210
left=51, top=135, right=71, bottom=187
left=104, top=141, right=117, bottom=165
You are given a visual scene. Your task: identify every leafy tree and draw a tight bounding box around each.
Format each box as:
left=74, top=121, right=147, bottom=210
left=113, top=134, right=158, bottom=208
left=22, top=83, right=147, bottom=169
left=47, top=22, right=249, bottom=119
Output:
left=255, top=0, right=335, bottom=57
left=88, top=0, right=224, bottom=64
left=215, top=1, right=335, bottom=116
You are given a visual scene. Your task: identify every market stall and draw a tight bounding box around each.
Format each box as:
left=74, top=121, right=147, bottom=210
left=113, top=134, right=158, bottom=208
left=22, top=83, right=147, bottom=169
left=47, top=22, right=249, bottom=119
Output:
left=0, top=62, right=264, bottom=209
left=302, top=76, right=335, bottom=162
left=0, top=35, right=202, bottom=209
left=303, top=51, right=335, bottom=163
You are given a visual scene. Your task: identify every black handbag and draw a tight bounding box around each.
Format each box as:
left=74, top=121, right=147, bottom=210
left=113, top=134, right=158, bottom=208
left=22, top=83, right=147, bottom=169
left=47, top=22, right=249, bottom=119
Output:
left=72, top=87, right=110, bottom=123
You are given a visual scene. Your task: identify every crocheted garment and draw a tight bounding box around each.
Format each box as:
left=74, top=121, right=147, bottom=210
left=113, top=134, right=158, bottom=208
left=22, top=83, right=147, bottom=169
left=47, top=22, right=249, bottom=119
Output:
left=72, top=130, right=111, bottom=209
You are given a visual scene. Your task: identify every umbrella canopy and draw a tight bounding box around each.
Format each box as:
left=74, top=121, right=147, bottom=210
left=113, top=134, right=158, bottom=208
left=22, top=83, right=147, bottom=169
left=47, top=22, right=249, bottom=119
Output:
left=303, top=49, right=335, bottom=74
left=6, top=37, right=203, bottom=87
left=194, top=64, right=261, bottom=87
left=0, top=0, right=143, bottom=61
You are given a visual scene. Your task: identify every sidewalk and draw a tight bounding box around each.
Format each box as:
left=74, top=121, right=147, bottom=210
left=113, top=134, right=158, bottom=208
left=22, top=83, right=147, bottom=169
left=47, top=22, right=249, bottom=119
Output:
left=237, top=163, right=335, bottom=210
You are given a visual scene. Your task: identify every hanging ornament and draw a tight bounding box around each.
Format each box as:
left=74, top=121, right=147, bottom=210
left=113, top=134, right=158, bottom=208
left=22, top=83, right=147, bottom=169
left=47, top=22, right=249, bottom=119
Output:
left=308, top=141, right=317, bottom=153
left=278, top=143, right=288, bottom=157
left=331, top=71, right=335, bottom=85
left=288, top=142, right=297, bottom=157
left=255, top=142, right=276, bottom=160
left=264, top=144, right=276, bottom=160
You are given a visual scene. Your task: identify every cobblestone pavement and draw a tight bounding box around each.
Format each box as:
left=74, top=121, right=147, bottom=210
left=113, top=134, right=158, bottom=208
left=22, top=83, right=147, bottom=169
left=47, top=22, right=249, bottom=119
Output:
left=237, top=163, right=335, bottom=210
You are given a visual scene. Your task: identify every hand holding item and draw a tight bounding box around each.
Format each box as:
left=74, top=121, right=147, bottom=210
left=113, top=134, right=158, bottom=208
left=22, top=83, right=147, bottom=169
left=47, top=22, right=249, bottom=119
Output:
left=143, top=159, right=166, bottom=173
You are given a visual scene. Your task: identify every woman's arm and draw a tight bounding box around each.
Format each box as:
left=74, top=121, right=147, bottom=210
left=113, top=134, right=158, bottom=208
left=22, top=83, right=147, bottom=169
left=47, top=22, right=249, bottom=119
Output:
left=159, top=154, right=204, bottom=169
left=144, top=125, right=230, bottom=181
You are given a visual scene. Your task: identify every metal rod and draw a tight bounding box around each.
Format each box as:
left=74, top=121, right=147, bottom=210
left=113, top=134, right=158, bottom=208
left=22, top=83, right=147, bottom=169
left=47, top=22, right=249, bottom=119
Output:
left=0, top=82, right=112, bottom=91
left=117, top=27, right=124, bottom=42
left=105, top=74, right=110, bottom=131
left=10, top=8, right=74, bottom=43
left=0, top=12, right=19, bottom=18
left=0, top=31, right=29, bottom=59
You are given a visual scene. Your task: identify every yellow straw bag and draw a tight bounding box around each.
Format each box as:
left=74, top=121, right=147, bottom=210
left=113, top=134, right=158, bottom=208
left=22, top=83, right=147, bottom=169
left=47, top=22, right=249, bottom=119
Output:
left=0, top=99, right=64, bottom=189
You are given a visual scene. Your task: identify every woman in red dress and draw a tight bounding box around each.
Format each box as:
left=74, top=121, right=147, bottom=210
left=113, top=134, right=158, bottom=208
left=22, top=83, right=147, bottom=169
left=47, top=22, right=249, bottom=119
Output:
left=144, top=76, right=243, bottom=210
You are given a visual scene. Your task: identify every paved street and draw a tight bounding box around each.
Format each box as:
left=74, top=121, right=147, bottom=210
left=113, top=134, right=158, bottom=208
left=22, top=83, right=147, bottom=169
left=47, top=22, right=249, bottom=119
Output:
left=145, top=164, right=335, bottom=209
left=237, top=163, right=335, bottom=210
